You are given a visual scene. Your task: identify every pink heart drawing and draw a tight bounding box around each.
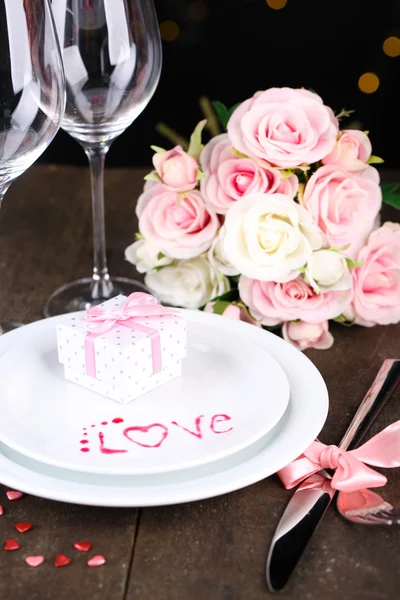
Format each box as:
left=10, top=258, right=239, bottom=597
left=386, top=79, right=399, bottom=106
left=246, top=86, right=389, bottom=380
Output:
left=123, top=423, right=168, bottom=449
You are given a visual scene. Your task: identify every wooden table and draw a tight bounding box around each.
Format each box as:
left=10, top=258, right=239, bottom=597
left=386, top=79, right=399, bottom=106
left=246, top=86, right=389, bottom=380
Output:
left=0, top=165, right=399, bottom=600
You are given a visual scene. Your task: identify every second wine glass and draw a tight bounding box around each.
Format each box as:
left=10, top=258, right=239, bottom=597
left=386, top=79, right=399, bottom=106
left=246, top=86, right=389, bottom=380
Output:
left=44, top=0, right=162, bottom=317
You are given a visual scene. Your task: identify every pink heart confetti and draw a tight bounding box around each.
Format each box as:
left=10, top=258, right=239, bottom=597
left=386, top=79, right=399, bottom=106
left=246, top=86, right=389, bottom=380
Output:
left=15, top=522, right=33, bottom=533
left=73, top=541, right=92, bottom=552
left=25, top=556, right=45, bottom=568
left=0, top=505, right=3, bottom=516
left=4, top=538, right=20, bottom=551
left=54, top=554, right=71, bottom=568
left=6, top=490, right=23, bottom=501
left=87, top=555, right=106, bottom=567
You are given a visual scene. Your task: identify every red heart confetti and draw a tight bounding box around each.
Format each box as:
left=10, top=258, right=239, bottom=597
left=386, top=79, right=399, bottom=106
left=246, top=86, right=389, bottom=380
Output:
left=4, top=538, right=20, bottom=551
left=54, top=554, right=71, bottom=568
left=6, top=490, right=23, bottom=501
left=73, top=541, right=92, bottom=552
left=15, top=522, right=33, bottom=533
left=0, top=505, right=3, bottom=516
left=25, top=556, right=44, bottom=568
left=87, top=555, right=106, bottom=567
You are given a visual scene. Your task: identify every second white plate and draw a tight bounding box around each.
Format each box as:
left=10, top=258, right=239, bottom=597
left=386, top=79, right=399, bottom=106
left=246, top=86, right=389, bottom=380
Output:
left=0, top=311, right=328, bottom=507
left=0, top=312, right=289, bottom=475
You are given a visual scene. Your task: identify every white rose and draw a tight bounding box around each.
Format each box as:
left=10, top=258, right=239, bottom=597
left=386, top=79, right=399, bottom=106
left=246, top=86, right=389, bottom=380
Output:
left=145, top=257, right=231, bottom=309
left=305, top=249, right=352, bottom=293
left=221, top=192, right=324, bottom=282
left=207, top=236, right=240, bottom=276
left=125, top=239, right=173, bottom=274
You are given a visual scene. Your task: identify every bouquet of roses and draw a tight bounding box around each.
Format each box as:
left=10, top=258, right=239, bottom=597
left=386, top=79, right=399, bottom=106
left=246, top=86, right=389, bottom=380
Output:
left=125, top=87, right=400, bottom=351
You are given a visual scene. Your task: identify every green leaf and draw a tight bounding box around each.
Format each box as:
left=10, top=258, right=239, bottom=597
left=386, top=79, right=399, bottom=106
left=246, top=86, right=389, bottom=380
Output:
left=329, top=244, right=351, bottom=252
left=346, top=258, right=364, bottom=270
left=212, top=300, right=232, bottom=315
left=280, top=169, right=294, bottom=180
left=363, top=130, right=370, bottom=135
left=144, top=171, right=161, bottom=182
left=212, top=101, right=229, bottom=130
left=187, top=119, right=207, bottom=160
left=263, top=323, right=282, bottom=332
left=226, top=102, right=241, bottom=119
left=135, top=232, right=144, bottom=241
left=212, top=101, right=241, bottom=130
left=231, top=147, right=249, bottom=159
left=150, top=145, right=166, bottom=153
left=157, top=252, right=165, bottom=260
left=367, top=155, right=384, bottom=165
left=381, top=182, right=400, bottom=210
left=333, top=314, right=354, bottom=326
left=196, top=168, right=206, bottom=181
left=229, top=274, right=240, bottom=284
left=198, top=288, right=239, bottom=311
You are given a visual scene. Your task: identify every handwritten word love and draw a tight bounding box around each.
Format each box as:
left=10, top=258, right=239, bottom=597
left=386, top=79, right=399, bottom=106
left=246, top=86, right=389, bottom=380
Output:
left=94, top=414, right=233, bottom=454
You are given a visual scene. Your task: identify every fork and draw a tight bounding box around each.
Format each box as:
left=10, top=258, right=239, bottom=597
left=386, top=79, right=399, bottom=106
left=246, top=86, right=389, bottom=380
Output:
left=341, top=501, right=400, bottom=525
left=318, top=465, right=400, bottom=526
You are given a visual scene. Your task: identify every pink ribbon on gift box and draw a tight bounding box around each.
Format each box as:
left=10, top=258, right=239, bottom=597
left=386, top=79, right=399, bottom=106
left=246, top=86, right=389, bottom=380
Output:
left=83, top=292, right=178, bottom=379
left=277, top=420, right=400, bottom=515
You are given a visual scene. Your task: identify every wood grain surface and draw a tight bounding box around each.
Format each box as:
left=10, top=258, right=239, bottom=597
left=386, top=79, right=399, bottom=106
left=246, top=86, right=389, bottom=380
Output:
left=0, top=166, right=398, bottom=600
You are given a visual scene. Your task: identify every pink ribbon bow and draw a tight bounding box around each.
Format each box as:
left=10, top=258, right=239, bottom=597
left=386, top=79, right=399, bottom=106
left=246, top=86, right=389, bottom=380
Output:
left=83, top=292, right=178, bottom=378
left=278, top=421, right=400, bottom=493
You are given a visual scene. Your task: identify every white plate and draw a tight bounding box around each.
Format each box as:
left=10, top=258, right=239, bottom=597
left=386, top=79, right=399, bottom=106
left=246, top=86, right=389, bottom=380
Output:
left=0, top=312, right=328, bottom=507
left=0, top=316, right=289, bottom=475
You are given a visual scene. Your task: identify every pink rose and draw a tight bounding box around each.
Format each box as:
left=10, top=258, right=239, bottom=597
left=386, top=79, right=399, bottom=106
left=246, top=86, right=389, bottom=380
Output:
left=200, top=134, right=281, bottom=214
left=345, top=223, right=400, bottom=326
left=227, top=88, right=338, bottom=168
left=152, top=146, right=198, bottom=192
left=276, top=173, right=299, bottom=198
left=204, top=301, right=261, bottom=327
left=302, top=165, right=382, bottom=257
left=137, top=183, right=219, bottom=259
left=239, top=276, right=352, bottom=324
left=200, top=134, right=234, bottom=173
left=282, top=321, right=334, bottom=351
left=322, top=130, right=372, bottom=171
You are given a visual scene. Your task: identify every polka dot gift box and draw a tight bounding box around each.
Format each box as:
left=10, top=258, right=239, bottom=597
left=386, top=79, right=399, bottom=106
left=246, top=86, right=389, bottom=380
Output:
left=56, top=293, right=187, bottom=404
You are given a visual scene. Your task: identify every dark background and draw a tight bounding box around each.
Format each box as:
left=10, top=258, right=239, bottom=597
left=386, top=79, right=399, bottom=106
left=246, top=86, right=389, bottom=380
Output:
left=41, top=0, right=400, bottom=168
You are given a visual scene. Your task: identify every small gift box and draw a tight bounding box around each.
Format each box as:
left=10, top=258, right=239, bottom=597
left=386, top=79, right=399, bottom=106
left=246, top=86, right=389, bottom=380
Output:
left=56, top=293, right=187, bottom=404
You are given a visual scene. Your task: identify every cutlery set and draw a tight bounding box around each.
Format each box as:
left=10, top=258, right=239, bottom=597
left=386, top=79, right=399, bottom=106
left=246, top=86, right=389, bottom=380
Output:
left=266, top=358, right=400, bottom=592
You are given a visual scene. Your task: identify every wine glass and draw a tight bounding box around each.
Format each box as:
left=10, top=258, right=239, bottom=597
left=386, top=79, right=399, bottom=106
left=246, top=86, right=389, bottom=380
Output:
left=44, top=0, right=162, bottom=317
left=0, top=0, right=65, bottom=333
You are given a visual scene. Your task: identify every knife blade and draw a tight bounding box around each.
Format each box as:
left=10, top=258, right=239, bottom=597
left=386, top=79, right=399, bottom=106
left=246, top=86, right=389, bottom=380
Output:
left=266, top=358, right=400, bottom=592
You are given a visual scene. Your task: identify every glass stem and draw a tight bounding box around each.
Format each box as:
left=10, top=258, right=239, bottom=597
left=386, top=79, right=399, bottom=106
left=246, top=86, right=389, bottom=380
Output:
left=0, top=181, right=11, bottom=207
left=84, top=145, right=113, bottom=301
left=0, top=181, right=11, bottom=334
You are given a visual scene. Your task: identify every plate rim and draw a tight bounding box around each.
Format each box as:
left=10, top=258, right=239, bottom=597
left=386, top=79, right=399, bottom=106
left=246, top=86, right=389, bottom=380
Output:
left=0, top=311, right=328, bottom=507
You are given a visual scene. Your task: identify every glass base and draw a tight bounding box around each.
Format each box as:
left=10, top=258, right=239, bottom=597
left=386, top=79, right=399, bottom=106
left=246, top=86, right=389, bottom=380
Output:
left=0, top=321, right=24, bottom=335
left=43, top=276, right=149, bottom=318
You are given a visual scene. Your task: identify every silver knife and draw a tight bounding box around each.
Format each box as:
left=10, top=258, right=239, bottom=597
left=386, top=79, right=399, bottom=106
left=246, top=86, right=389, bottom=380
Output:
left=266, top=358, right=400, bottom=592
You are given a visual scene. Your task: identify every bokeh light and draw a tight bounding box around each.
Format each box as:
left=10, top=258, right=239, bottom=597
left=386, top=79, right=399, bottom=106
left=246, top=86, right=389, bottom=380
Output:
left=358, top=72, right=380, bottom=94
left=266, top=0, right=288, bottom=9
left=383, top=36, right=400, bottom=57
left=188, top=1, right=209, bottom=21
left=160, top=20, right=179, bottom=42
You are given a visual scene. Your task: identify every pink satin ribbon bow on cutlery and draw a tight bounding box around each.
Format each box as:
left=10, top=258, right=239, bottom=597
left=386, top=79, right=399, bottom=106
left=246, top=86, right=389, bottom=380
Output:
left=278, top=420, right=400, bottom=515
